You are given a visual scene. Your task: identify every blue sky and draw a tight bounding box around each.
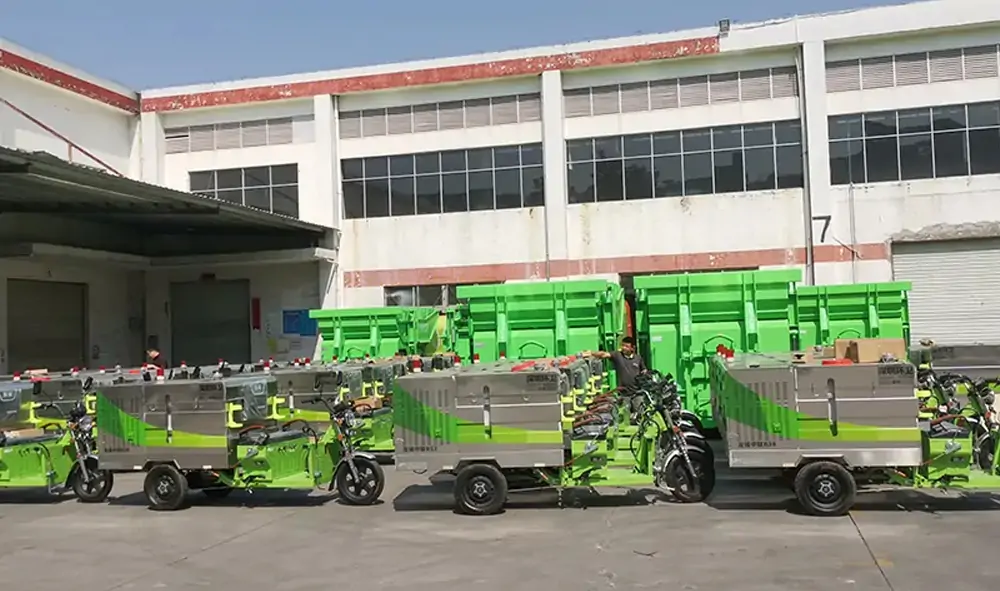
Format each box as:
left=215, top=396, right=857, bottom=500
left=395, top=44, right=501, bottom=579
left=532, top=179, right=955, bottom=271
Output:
left=4, top=0, right=896, bottom=90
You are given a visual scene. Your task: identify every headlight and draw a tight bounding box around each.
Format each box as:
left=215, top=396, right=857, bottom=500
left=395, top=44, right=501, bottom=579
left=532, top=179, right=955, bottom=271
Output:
left=78, top=415, right=94, bottom=431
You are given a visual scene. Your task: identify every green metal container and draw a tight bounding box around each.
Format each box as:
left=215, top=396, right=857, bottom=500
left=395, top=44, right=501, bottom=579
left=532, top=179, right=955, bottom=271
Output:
left=309, top=307, right=441, bottom=361
left=634, top=269, right=802, bottom=429
left=792, top=282, right=912, bottom=348
left=457, top=280, right=624, bottom=363
left=446, top=306, right=472, bottom=360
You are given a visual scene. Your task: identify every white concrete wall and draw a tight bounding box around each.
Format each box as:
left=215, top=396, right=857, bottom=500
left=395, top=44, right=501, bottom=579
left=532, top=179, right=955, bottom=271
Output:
left=0, top=259, right=133, bottom=373
left=0, top=69, right=135, bottom=175
left=144, top=262, right=321, bottom=364
left=135, top=0, right=1000, bottom=310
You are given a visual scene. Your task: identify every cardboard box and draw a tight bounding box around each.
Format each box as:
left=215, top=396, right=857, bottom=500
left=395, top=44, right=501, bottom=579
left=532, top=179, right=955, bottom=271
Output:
left=4, top=428, right=45, bottom=440
left=835, top=338, right=907, bottom=363
left=353, top=396, right=383, bottom=410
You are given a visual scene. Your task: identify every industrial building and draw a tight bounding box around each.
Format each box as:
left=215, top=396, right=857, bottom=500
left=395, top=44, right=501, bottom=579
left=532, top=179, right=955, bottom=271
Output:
left=0, top=0, right=999, bottom=371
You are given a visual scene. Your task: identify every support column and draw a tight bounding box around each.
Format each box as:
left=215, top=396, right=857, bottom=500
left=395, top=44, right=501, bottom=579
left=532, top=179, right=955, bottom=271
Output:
left=313, top=94, right=342, bottom=359
left=139, top=111, right=165, bottom=186
left=540, top=70, right=569, bottom=278
left=799, top=40, right=832, bottom=285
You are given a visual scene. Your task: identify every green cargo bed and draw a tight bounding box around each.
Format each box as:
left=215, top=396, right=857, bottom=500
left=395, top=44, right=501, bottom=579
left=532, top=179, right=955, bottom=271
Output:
left=309, top=307, right=441, bottom=360
left=634, top=269, right=801, bottom=429
left=456, top=280, right=624, bottom=363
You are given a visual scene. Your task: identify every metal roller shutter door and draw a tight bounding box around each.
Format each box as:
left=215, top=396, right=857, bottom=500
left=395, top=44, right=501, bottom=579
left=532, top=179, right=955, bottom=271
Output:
left=7, top=279, right=87, bottom=371
left=170, top=280, right=251, bottom=366
left=892, top=239, right=1000, bottom=346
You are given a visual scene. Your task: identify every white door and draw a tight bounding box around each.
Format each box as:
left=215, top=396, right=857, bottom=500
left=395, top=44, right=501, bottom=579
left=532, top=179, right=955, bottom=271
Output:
left=7, top=279, right=87, bottom=371
left=170, top=279, right=251, bottom=365
left=892, top=238, right=1000, bottom=346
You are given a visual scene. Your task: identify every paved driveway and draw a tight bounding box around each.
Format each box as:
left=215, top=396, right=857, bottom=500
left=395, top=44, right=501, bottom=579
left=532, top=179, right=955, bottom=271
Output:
left=2, top=466, right=1000, bottom=590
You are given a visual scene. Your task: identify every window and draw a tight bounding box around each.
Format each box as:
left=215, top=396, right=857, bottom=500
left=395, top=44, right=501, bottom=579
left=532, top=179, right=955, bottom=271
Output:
left=338, top=94, right=542, bottom=139
left=342, top=144, right=544, bottom=219
left=563, top=66, right=800, bottom=118
left=565, top=120, right=803, bottom=203
left=828, top=99, right=1000, bottom=185
left=384, top=282, right=501, bottom=308
left=165, top=117, right=311, bottom=154
left=189, top=164, right=299, bottom=217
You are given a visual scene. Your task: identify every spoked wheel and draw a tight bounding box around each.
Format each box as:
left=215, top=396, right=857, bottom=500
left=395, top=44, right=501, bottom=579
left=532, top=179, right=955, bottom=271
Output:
left=144, top=465, right=188, bottom=511
left=793, top=461, right=856, bottom=517
left=335, top=457, right=385, bottom=505
left=454, top=464, right=508, bottom=515
left=663, top=446, right=715, bottom=503
left=72, top=466, right=114, bottom=503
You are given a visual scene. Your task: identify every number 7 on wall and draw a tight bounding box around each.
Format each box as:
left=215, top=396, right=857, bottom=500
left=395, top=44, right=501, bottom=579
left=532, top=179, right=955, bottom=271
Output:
left=811, top=215, right=832, bottom=243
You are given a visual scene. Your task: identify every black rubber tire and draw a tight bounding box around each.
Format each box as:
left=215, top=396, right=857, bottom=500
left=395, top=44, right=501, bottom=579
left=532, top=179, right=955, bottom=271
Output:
left=683, top=435, right=715, bottom=465
left=71, top=465, right=114, bottom=503
left=144, top=465, right=188, bottom=511
left=976, top=433, right=996, bottom=472
left=793, top=461, right=856, bottom=517
left=665, top=446, right=716, bottom=503
left=454, top=464, right=508, bottom=515
left=335, top=457, right=385, bottom=505
left=202, top=487, right=234, bottom=499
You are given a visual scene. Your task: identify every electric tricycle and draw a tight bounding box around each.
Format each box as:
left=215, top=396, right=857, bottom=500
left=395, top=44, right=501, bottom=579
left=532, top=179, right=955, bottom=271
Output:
left=393, top=356, right=715, bottom=515
left=95, top=368, right=385, bottom=511
left=711, top=351, right=1000, bottom=516
left=0, top=376, right=114, bottom=502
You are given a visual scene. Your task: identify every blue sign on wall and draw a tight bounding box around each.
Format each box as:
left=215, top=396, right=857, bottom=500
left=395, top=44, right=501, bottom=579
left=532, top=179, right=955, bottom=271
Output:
left=282, top=309, right=318, bottom=337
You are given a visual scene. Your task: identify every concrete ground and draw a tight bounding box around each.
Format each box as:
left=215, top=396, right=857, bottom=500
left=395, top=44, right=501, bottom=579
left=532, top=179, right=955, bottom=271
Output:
left=2, top=463, right=1000, bottom=591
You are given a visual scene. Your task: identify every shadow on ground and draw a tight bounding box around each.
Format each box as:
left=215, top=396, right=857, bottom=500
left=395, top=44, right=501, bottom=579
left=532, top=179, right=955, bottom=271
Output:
left=392, top=477, right=673, bottom=514
left=107, top=488, right=379, bottom=511
left=0, top=488, right=76, bottom=505
left=706, top=475, right=1000, bottom=515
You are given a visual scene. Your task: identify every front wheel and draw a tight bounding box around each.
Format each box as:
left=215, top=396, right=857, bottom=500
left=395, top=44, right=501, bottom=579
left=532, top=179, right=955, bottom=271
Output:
left=71, top=466, right=114, bottom=503
left=335, top=457, right=385, bottom=505
left=793, top=461, right=856, bottom=517
left=663, top=446, right=715, bottom=503
left=144, top=465, right=188, bottom=511
left=976, top=432, right=996, bottom=472
left=682, top=434, right=715, bottom=464
left=454, top=464, right=508, bottom=515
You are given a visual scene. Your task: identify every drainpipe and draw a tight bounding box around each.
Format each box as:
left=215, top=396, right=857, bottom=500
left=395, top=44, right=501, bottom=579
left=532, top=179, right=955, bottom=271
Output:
left=795, top=49, right=815, bottom=285
left=542, top=196, right=552, bottom=281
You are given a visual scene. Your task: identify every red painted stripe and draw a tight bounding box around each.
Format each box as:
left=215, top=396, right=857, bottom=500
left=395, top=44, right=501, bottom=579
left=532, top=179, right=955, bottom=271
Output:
left=142, top=36, right=720, bottom=113
left=0, top=49, right=139, bottom=114
left=343, top=243, right=889, bottom=288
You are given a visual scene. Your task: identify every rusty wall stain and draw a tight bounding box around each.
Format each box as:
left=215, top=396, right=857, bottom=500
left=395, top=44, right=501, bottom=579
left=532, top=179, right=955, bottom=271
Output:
left=142, top=36, right=720, bottom=112
left=343, top=243, right=889, bottom=287
left=0, top=50, right=139, bottom=113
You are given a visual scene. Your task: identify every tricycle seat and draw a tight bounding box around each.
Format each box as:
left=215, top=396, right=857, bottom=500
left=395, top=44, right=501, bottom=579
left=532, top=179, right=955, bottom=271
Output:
left=571, top=422, right=610, bottom=440
left=266, top=429, right=310, bottom=443
left=919, top=419, right=971, bottom=439
left=231, top=428, right=308, bottom=446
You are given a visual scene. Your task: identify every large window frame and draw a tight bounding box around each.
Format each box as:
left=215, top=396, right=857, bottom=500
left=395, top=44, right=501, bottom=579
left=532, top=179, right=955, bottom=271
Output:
left=828, top=100, right=1000, bottom=185
left=565, top=120, right=804, bottom=204
left=341, top=144, right=544, bottom=219
left=384, top=282, right=502, bottom=308
left=189, top=164, right=300, bottom=218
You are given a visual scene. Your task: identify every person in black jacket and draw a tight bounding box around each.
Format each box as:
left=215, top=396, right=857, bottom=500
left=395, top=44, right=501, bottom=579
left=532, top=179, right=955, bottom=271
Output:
left=588, top=336, right=647, bottom=389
